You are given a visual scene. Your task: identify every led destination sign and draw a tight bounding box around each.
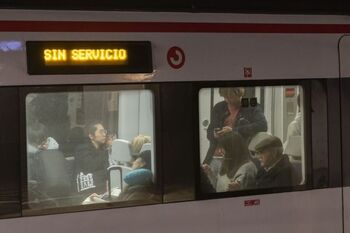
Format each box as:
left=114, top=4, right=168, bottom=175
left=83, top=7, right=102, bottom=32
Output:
left=43, top=48, right=128, bottom=64
left=26, top=41, right=152, bottom=75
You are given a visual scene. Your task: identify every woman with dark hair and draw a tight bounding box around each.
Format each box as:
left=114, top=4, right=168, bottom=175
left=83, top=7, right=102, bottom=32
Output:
left=203, top=87, right=267, bottom=165
left=203, top=133, right=257, bottom=192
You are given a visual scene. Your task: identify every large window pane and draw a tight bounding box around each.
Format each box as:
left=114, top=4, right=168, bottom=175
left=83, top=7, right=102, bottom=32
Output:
left=199, top=85, right=305, bottom=193
left=24, top=87, right=158, bottom=212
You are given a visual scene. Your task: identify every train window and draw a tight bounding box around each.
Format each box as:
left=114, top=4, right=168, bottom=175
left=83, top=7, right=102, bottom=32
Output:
left=24, top=87, right=159, bottom=213
left=199, top=85, right=305, bottom=193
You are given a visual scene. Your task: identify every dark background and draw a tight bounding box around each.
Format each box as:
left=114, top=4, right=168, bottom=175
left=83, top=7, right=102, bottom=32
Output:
left=0, top=0, right=349, bottom=15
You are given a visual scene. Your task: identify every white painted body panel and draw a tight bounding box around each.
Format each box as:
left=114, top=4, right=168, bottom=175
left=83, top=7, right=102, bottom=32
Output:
left=0, top=32, right=341, bottom=86
left=0, top=10, right=347, bottom=86
left=0, top=188, right=342, bottom=233
left=343, top=187, right=350, bottom=233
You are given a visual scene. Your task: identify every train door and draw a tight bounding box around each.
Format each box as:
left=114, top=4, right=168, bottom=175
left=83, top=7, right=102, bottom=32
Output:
left=339, top=35, right=350, bottom=233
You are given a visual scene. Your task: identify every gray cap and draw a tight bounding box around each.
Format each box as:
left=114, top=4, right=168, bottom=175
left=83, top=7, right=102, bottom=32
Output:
left=248, top=132, right=283, bottom=152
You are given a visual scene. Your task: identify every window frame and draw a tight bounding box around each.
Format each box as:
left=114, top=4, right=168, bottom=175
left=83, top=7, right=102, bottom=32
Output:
left=19, top=83, right=162, bottom=216
left=194, top=79, right=314, bottom=200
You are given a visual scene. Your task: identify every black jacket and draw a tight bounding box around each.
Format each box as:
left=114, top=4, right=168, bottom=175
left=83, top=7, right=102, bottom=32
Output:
left=204, top=101, right=267, bottom=164
left=255, top=155, right=296, bottom=189
left=117, top=184, right=157, bottom=202
left=74, top=142, right=109, bottom=200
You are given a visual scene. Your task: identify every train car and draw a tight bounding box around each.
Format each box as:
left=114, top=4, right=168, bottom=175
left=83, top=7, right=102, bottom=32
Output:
left=0, top=9, right=348, bottom=233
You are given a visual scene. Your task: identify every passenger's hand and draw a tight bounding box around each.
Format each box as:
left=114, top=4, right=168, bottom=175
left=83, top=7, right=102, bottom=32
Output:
left=88, top=193, right=101, bottom=199
left=85, top=193, right=108, bottom=203
left=214, top=129, right=220, bottom=139
left=214, top=147, right=225, bottom=157
left=228, top=181, right=241, bottom=191
left=202, top=164, right=212, bottom=176
left=216, top=126, right=232, bottom=137
left=105, top=134, right=116, bottom=147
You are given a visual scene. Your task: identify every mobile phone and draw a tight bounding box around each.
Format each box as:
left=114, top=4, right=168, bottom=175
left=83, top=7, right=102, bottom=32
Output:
left=100, top=192, right=109, bottom=200
left=214, top=128, right=222, bottom=133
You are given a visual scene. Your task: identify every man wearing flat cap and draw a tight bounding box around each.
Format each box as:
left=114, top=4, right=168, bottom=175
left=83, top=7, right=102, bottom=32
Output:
left=249, top=132, right=296, bottom=188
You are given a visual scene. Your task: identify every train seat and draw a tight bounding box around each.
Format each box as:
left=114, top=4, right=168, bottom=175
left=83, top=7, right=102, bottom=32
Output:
left=139, top=144, right=155, bottom=178
left=28, top=149, right=72, bottom=207
left=139, top=142, right=152, bottom=154
left=110, top=139, right=132, bottom=165
left=65, top=156, right=75, bottom=187
left=108, top=165, right=132, bottom=197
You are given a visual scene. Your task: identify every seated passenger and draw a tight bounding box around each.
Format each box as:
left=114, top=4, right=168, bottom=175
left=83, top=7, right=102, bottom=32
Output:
left=200, top=167, right=216, bottom=193
left=285, top=95, right=302, bottom=140
left=202, top=133, right=257, bottom=192
left=27, top=122, right=49, bottom=156
left=130, top=134, right=151, bottom=158
left=27, top=122, right=62, bottom=208
left=251, top=133, right=297, bottom=188
left=27, top=122, right=49, bottom=204
left=27, top=122, right=59, bottom=154
left=117, top=150, right=155, bottom=201
left=74, top=121, right=113, bottom=203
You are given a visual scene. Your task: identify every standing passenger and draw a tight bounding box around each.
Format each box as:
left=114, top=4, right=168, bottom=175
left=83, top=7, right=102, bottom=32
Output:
left=285, top=94, right=302, bottom=140
left=204, top=87, right=267, bottom=165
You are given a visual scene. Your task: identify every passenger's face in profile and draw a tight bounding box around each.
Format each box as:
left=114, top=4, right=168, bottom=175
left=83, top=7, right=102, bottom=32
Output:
left=37, top=138, right=48, bottom=150
left=91, top=124, right=107, bottom=146
left=257, top=149, right=273, bottom=168
left=224, top=95, right=240, bottom=107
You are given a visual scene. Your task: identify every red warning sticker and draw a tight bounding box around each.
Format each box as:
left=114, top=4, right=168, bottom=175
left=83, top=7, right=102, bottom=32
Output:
left=244, top=199, right=260, bottom=206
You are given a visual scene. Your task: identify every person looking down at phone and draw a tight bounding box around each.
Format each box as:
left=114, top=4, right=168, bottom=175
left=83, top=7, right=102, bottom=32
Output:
left=203, top=87, right=267, bottom=165
left=202, top=133, right=257, bottom=192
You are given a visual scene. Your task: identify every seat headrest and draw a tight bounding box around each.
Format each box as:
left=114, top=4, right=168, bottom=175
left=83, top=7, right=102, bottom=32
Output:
left=140, top=143, right=152, bottom=154
left=111, top=139, right=131, bottom=162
